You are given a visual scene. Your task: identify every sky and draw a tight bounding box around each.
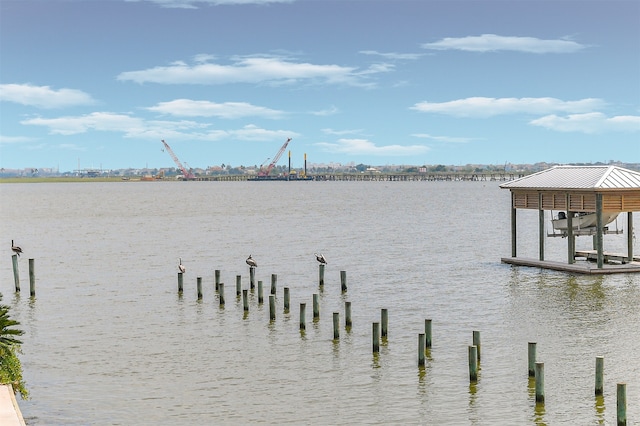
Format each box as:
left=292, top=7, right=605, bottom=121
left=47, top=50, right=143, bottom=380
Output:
left=1, top=0, right=639, bottom=172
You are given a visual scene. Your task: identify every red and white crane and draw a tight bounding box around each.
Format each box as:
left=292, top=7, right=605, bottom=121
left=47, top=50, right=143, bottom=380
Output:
left=258, top=138, right=292, bottom=177
left=161, top=140, right=196, bottom=180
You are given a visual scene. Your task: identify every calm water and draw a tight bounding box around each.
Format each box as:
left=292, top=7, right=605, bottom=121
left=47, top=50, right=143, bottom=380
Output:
left=1, top=181, right=638, bottom=425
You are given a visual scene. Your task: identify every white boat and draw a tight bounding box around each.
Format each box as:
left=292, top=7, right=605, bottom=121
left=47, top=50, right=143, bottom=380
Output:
left=551, top=211, right=619, bottom=231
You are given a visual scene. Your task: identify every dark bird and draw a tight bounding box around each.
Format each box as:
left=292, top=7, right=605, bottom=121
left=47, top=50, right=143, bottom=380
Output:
left=11, top=240, right=23, bottom=257
left=246, top=255, right=257, bottom=268
left=315, top=253, right=327, bottom=265
left=178, top=258, right=186, bottom=273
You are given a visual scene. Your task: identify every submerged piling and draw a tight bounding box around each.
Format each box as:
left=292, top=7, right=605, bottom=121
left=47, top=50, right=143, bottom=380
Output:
left=381, top=309, right=388, bottom=338
left=28, top=258, right=35, bottom=297
left=218, top=283, right=225, bottom=306
left=284, top=287, right=290, bottom=312
left=617, top=382, right=627, bottom=425
left=340, top=270, right=347, bottom=292
left=595, top=356, right=604, bottom=396
left=12, top=255, right=20, bottom=292
left=468, top=345, right=478, bottom=382
left=313, top=293, right=319, bottom=320
left=319, top=264, right=325, bottom=287
left=372, top=322, right=380, bottom=353
left=345, top=301, right=352, bottom=328
left=535, top=362, right=545, bottom=404
left=300, top=303, right=306, bottom=330
left=528, top=342, right=537, bottom=377
left=473, top=331, right=481, bottom=362
left=418, top=334, right=425, bottom=366
left=425, top=319, right=432, bottom=348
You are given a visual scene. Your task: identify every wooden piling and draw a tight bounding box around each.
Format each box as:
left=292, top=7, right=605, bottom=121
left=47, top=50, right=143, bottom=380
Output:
left=319, top=264, right=325, bottom=286
left=236, top=275, right=242, bottom=296
left=258, top=281, right=264, bottom=304
left=425, top=319, right=432, bottom=348
left=242, top=289, right=249, bottom=312
left=372, top=322, right=380, bottom=353
left=340, top=270, right=347, bottom=292
left=381, top=308, right=388, bottom=338
left=215, top=269, right=220, bottom=291
left=418, top=333, right=425, bottom=366
left=333, top=312, right=339, bottom=339
left=284, top=287, right=290, bottom=312
left=468, top=345, right=478, bottom=382
left=300, top=303, right=306, bottom=330
left=617, top=382, right=627, bottom=426
left=269, top=295, right=276, bottom=321
left=528, top=342, right=537, bottom=377
left=28, top=258, right=35, bottom=297
left=313, top=294, right=319, bottom=319
left=11, top=254, right=20, bottom=292
left=345, top=301, right=352, bottom=328
left=197, top=277, right=202, bottom=300
left=595, top=356, right=604, bottom=396
left=271, top=273, right=277, bottom=295
left=473, top=331, right=481, bottom=362
left=218, top=283, right=225, bottom=306
left=535, top=362, right=545, bottom=404
left=178, top=272, right=184, bottom=293
left=249, top=266, right=255, bottom=289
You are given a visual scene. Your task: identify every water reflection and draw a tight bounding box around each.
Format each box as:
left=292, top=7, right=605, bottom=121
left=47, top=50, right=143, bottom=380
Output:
left=594, top=394, right=606, bottom=425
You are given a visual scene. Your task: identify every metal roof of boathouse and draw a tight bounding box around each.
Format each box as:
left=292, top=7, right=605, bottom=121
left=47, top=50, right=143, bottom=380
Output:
left=500, top=165, right=640, bottom=190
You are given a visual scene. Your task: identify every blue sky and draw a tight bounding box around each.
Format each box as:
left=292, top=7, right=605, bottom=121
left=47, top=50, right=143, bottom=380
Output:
left=1, top=0, right=639, bottom=172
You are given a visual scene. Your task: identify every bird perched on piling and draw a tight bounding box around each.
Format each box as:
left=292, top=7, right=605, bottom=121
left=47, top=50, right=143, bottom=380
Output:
left=11, top=240, right=23, bottom=257
left=315, top=253, right=327, bottom=265
left=178, top=258, right=186, bottom=273
left=246, top=255, right=257, bottom=268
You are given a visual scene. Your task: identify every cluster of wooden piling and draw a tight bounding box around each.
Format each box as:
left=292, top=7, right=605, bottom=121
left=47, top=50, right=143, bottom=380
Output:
left=176, top=263, right=630, bottom=425
left=10, top=255, right=36, bottom=297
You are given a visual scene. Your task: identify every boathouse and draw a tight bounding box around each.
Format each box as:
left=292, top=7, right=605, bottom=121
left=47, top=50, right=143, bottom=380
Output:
left=499, top=165, right=640, bottom=274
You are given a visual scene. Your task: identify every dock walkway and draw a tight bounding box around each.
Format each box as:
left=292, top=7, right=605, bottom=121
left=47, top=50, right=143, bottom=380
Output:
left=0, top=385, right=26, bottom=426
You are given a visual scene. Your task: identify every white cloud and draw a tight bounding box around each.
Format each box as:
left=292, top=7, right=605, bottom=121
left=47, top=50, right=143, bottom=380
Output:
left=148, top=99, right=286, bottom=119
left=117, top=55, right=376, bottom=87
left=411, top=97, right=604, bottom=117
left=317, top=138, right=429, bottom=156
left=421, top=34, right=586, bottom=54
left=530, top=113, right=640, bottom=133
left=0, top=135, right=33, bottom=144
left=126, top=0, right=292, bottom=9
left=322, top=128, right=363, bottom=136
left=228, top=124, right=297, bottom=141
left=359, top=50, right=423, bottom=60
left=411, top=133, right=474, bottom=143
left=311, top=106, right=339, bottom=116
left=0, top=83, right=95, bottom=109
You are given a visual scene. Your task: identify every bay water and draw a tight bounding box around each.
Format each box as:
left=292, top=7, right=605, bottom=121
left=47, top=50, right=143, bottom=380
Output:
left=1, top=181, right=638, bottom=425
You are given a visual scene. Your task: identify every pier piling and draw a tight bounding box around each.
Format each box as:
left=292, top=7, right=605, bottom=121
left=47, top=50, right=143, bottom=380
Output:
left=319, top=264, right=325, bottom=287
left=271, top=274, right=277, bottom=295
left=11, top=255, right=20, bottom=292
left=313, top=293, right=319, bottom=320
left=372, top=322, right=380, bottom=353
left=473, top=331, right=481, bottom=362
left=177, top=272, right=183, bottom=294
left=425, top=319, right=432, bottom=348
left=218, top=283, right=225, bottom=306
left=528, top=342, right=537, bottom=377
left=617, top=382, right=627, bottom=425
left=595, top=356, right=604, bottom=396
left=300, top=303, right=306, bottom=331
left=197, top=277, right=202, bottom=300
left=269, top=295, right=276, bottom=321
left=340, top=270, right=347, bottom=292
left=468, top=345, right=478, bottom=382
left=381, top=309, right=388, bottom=338
left=284, top=287, right=290, bottom=313
left=28, top=259, right=35, bottom=297
left=258, top=281, right=264, bottom=304
left=333, top=312, right=339, bottom=339
left=535, top=362, right=545, bottom=404
left=345, top=301, right=352, bottom=328
left=418, top=334, right=425, bottom=366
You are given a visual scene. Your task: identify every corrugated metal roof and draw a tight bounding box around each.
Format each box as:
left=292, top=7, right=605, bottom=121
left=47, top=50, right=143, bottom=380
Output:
left=499, top=165, right=640, bottom=190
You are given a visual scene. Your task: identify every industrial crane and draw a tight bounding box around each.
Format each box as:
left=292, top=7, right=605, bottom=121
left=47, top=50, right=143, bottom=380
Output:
left=258, top=138, right=292, bottom=177
left=161, top=140, right=196, bottom=180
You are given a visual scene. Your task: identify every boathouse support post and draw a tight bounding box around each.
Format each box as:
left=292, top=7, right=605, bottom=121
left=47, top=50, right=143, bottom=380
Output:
left=510, top=201, right=517, bottom=258
left=539, top=193, right=545, bottom=261
left=628, top=212, right=634, bottom=262
left=596, top=194, right=604, bottom=269
left=567, top=208, right=575, bottom=264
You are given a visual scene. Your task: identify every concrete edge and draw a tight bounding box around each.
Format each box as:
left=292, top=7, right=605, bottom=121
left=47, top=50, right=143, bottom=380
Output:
left=6, top=384, right=26, bottom=426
